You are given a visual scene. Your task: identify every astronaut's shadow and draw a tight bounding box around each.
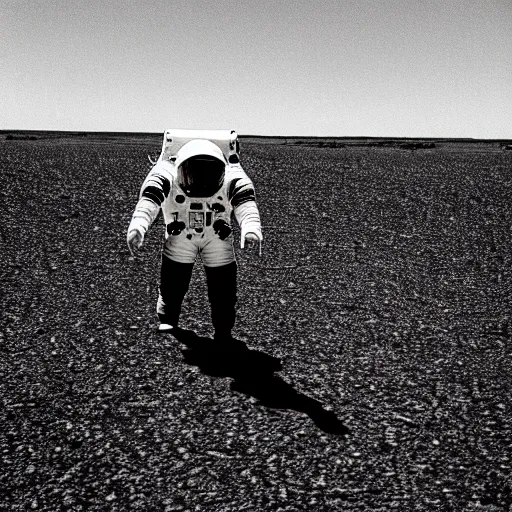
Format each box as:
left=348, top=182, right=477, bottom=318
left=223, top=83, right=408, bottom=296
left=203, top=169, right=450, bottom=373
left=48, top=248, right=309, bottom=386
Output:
left=171, top=329, right=349, bottom=436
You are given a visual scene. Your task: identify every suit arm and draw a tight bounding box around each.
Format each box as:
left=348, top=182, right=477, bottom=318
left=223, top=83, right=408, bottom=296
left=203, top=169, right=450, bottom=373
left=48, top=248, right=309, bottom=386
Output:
left=229, top=173, right=263, bottom=242
left=128, top=161, right=173, bottom=236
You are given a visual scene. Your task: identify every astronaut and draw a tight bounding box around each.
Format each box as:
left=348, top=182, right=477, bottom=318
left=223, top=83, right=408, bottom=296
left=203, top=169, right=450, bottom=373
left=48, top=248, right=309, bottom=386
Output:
left=127, top=130, right=262, bottom=342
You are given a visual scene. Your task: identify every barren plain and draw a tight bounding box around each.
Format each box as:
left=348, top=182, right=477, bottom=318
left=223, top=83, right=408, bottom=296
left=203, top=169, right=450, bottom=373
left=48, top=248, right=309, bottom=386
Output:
left=1, top=133, right=511, bottom=511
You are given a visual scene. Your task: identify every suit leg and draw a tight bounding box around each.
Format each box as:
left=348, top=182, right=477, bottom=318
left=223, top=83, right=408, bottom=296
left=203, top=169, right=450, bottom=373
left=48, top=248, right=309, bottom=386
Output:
left=204, top=261, right=237, bottom=339
left=157, top=255, right=194, bottom=327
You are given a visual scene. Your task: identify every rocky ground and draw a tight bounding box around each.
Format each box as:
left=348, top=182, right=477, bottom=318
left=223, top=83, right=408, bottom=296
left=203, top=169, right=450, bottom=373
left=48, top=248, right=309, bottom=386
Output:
left=1, top=134, right=511, bottom=511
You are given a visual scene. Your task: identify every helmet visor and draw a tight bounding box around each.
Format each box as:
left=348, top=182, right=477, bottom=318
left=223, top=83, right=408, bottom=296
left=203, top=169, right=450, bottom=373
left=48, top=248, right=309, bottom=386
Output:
left=178, top=155, right=226, bottom=197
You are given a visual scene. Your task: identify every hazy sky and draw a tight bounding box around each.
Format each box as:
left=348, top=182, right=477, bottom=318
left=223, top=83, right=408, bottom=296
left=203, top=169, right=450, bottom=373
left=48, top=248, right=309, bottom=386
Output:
left=1, top=0, right=511, bottom=137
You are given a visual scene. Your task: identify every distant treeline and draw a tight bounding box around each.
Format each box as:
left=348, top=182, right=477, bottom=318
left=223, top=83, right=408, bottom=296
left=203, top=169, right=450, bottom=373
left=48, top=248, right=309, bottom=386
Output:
left=275, top=139, right=512, bottom=150
left=5, top=134, right=39, bottom=141
left=285, top=140, right=438, bottom=149
left=3, top=131, right=89, bottom=141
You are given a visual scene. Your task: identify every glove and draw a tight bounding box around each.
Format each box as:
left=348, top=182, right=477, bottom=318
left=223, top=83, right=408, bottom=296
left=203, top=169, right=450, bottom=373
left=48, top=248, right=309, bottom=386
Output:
left=127, top=228, right=144, bottom=257
left=241, top=231, right=262, bottom=256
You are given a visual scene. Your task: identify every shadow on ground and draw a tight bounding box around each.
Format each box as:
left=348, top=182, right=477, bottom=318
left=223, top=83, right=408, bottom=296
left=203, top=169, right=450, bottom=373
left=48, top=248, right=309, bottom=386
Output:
left=171, top=329, right=349, bottom=436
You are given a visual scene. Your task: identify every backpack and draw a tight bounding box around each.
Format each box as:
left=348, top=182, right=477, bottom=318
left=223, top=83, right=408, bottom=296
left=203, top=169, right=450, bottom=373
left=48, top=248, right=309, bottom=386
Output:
left=157, top=129, right=240, bottom=165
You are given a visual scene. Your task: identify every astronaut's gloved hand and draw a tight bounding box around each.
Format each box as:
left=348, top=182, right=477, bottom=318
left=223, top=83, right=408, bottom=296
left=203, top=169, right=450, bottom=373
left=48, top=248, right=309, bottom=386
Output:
left=127, top=228, right=144, bottom=258
left=241, top=231, right=262, bottom=256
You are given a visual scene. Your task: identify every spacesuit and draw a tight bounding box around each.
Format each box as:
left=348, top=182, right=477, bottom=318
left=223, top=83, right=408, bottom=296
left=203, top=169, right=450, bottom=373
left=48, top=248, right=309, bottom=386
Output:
left=127, top=130, right=262, bottom=341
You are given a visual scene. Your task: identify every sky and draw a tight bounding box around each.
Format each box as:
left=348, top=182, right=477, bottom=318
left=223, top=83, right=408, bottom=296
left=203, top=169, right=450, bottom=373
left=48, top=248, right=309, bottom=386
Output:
left=1, top=0, right=511, bottom=138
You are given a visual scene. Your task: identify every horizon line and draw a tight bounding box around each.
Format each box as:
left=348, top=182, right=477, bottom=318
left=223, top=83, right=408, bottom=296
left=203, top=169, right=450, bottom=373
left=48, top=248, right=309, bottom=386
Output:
left=1, top=129, right=511, bottom=143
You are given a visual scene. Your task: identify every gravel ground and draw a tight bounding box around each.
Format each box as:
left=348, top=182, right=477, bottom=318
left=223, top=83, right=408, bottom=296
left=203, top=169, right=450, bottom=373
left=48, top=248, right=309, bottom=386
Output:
left=1, top=135, right=511, bottom=511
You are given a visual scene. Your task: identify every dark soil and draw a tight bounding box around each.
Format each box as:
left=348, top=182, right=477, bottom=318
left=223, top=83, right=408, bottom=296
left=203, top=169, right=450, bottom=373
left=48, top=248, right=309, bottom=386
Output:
left=1, top=135, right=511, bottom=511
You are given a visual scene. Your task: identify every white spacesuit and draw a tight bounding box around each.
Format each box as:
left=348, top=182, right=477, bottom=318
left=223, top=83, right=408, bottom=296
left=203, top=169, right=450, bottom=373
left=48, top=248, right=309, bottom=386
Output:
left=127, top=129, right=262, bottom=341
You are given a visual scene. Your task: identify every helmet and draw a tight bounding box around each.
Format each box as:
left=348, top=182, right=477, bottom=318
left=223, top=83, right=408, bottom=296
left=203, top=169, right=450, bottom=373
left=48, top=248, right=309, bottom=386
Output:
left=175, top=140, right=227, bottom=197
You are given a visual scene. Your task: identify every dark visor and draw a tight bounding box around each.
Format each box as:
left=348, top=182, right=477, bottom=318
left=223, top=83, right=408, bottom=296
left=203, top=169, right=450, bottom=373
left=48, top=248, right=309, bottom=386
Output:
left=178, top=156, right=226, bottom=197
